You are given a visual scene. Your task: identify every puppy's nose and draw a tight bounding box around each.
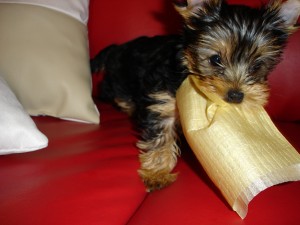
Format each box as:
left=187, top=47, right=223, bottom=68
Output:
left=226, top=89, right=244, bottom=103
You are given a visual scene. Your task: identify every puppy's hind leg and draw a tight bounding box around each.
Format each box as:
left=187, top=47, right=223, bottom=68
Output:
left=136, top=92, right=180, bottom=192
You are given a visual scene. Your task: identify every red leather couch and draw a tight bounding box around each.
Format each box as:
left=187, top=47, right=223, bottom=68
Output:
left=1, top=0, right=300, bottom=224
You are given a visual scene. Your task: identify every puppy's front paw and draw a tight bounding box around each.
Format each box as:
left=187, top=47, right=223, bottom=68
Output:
left=138, top=169, right=178, bottom=192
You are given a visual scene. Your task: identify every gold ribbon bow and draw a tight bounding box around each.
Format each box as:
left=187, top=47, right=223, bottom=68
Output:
left=176, top=76, right=300, bottom=218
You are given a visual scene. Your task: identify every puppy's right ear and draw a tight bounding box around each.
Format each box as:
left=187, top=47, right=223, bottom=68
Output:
left=174, top=0, right=222, bottom=24
left=174, top=0, right=206, bottom=20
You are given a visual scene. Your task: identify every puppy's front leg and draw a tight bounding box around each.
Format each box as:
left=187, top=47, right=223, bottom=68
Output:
left=136, top=92, right=180, bottom=192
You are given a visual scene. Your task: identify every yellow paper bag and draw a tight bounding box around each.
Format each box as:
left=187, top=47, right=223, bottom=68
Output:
left=176, top=76, right=300, bottom=218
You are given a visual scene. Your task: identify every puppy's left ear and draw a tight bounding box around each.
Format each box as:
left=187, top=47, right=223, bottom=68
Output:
left=279, top=0, right=300, bottom=28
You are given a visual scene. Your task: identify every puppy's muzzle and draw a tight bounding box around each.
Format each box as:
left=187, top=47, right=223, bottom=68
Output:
left=226, top=89, right=244, bottom=104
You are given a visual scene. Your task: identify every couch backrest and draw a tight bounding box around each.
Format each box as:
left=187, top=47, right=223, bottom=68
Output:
left=88, top=0, right=300, bottom=121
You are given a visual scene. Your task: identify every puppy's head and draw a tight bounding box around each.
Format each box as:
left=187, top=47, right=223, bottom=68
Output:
left=175, top=0, right=300, bottom=106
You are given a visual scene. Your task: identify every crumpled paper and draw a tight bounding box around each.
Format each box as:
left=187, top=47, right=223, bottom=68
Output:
left=176, top=76, right=300, bottom=218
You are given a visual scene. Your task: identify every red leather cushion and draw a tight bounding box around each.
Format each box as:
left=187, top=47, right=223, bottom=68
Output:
left=266, top=32, right=300, bottom=121
left=127, top=122, right=300, bottom=225
left=0, top=103, right=146, bottom=225
left=88, top=0, right=181, bottom=58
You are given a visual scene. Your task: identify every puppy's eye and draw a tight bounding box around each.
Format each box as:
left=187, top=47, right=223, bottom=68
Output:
left=209, top=55, right=222, bottom=67
left=249, top=62, right=263, bottom=73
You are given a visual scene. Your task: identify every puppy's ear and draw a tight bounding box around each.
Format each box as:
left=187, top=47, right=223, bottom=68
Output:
left=173, top=0, right=205, bottom=20
left=174, top=0, right=222, bottom=22
left=279, top=0, right=300, bottom=28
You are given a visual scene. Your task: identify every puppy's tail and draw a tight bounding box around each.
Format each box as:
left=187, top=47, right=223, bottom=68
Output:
left=90, top=45, right=117, bottom=73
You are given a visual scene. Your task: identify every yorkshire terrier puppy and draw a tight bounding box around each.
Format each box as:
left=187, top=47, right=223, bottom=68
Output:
left=91, top=0, right=300, bottom=191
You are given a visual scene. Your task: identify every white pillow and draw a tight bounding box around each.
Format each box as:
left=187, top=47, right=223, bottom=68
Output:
left=0, top=0, right=89, bottom=24
left=0, top=0, right=100, bottom=124
left=0, top=77, right=48, bottom=155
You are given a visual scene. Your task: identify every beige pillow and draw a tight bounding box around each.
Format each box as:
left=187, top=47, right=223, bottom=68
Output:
left=0, top=3, right=99, bottom=124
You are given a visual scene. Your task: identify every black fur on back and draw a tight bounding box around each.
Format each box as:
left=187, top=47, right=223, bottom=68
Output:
left=90, top=35, right=188, bottom=104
